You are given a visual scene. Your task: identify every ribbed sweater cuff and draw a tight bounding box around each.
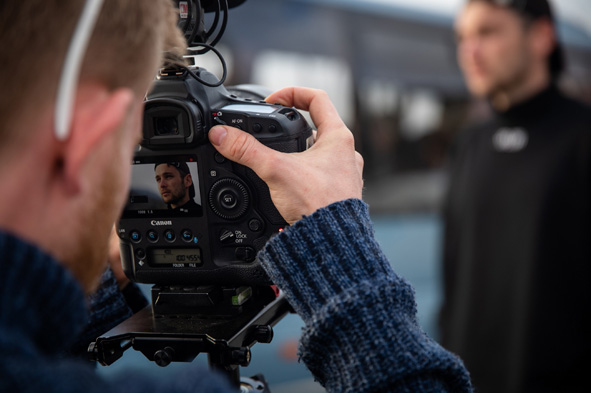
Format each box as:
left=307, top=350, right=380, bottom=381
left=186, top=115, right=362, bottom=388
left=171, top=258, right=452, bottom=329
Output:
left=257, top=200, right=472, bottom=392
left=258, top=199, right=399, bottom=323
left=300, top=279, right=471, bottom=392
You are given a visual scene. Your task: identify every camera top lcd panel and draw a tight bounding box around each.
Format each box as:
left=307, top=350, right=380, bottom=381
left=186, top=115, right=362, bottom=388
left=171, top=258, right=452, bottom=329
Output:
left=117, top=67, right=313, bottom=286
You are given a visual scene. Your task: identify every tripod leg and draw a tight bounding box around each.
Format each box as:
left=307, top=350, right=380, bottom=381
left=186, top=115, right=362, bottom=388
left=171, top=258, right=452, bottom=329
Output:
left=208, top=353, right=241, bottom=387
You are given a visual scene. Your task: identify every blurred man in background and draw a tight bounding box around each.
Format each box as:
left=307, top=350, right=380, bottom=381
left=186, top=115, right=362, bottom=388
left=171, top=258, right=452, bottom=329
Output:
left=440, top=1, right=591, bottom=392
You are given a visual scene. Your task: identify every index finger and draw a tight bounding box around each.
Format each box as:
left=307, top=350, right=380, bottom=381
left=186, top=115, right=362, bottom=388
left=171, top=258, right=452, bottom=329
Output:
left=266, top=87, right=346, bottom=132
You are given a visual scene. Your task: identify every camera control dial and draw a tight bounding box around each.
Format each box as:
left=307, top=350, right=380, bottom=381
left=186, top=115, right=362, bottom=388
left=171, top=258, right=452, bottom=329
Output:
left=209, top=178, right=249, bottom=220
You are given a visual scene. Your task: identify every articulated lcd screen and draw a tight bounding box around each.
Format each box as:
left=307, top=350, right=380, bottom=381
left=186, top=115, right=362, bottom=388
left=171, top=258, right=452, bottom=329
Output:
left=123, top=156, right=203, bottom=218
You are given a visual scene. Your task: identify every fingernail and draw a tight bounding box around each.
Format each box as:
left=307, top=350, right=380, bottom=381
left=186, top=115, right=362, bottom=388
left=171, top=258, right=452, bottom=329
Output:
left=209, top=126, right=227, bottom=146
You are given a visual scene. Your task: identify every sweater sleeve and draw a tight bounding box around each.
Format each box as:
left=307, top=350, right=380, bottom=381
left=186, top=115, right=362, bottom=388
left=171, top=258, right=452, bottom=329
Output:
left=67, top=268, right=147, bottom=357
left=257, top=199, right=472, bottom=393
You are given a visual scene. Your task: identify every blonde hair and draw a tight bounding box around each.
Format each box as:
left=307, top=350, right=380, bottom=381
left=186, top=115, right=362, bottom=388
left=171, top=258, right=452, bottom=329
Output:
left=0, top=0, right=186, bottom=144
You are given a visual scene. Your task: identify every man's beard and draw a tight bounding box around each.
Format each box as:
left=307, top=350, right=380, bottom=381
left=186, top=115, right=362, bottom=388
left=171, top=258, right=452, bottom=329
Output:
left=486, top=56, right=532, bottom=107
left=168, top=189, right=187, bottom=207
left=64, top=163, right=125, bottom=293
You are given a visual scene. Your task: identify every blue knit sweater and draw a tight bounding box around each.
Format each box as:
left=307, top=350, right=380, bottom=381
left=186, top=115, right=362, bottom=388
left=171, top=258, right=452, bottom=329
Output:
left=0, top=199, right=472, bottom=392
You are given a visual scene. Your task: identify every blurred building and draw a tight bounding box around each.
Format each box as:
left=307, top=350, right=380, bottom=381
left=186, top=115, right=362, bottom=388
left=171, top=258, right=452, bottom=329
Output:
left=194, top=0, right=591, bottom=212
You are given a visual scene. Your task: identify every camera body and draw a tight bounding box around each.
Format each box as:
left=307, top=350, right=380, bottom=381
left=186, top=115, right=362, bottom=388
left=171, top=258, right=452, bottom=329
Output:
left=117, top=66, right=313, bottom=286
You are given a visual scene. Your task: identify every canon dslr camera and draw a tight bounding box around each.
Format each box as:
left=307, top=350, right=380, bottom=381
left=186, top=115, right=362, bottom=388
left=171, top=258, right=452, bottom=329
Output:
left=117, top=64, right=313, bottom=286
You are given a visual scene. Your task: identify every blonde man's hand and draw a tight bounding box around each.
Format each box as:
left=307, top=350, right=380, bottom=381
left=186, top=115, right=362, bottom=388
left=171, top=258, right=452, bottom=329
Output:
left=208, top=87, right=364, bottom=225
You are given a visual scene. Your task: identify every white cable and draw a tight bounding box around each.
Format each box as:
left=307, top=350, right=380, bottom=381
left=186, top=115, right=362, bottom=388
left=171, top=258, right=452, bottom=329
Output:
left=54, top=0, right=104, bottom=141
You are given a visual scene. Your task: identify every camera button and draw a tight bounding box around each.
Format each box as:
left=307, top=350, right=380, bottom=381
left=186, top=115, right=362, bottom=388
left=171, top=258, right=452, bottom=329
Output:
left=248, top=219, right=263, bottom=232
left=135, top=248, right=146, bottom=260
left=268, top=124, right=277, bottom=133
left=164, top=230, right=176, bottom=242
left=181, top=229, right=193, bottom=242
left=147, top=230, right=158, bottom=243
left=220, top=190, right=238, bottom=209
left=253, top=123, right=263, bottom=133
left=214, top=152, right=226, bottom=163
left=130, top=230, right=142, bottom=243
left=235, top=247, right=256, bottom=262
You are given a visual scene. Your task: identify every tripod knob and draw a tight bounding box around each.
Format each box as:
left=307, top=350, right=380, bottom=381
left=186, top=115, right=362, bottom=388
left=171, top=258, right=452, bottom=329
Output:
left=251, top=325, right=274, bottom=344
left=231, top=347, right=251, bottom=367
left=154, top=346, right=175, bottom=367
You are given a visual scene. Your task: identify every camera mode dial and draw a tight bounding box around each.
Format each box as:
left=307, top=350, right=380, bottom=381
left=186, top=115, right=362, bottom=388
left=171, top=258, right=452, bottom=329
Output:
left=209, top=178, right=250, bottom=220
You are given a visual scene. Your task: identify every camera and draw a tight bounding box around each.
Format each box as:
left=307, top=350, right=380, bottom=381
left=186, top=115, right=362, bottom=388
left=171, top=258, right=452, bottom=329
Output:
left=94, top=3, right=308, bottom=386
left=116, top=0, right=314, bottom=289
left=117, top=64, right=313, bottom=286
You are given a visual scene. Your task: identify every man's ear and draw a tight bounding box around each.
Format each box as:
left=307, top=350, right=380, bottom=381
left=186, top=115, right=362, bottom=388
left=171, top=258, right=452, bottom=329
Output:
left=61, top=86, right=135, bottom=194
left=184, top=174, right=193, bottom=188
left=529, top=18, right=557, bottom=62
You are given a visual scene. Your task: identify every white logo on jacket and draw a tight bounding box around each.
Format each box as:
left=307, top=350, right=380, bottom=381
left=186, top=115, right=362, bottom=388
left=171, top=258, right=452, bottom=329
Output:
left=492, top=127, right=529, bottom=152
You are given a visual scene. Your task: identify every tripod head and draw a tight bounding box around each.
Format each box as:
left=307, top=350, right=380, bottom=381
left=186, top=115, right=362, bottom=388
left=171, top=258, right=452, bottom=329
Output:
left=89, top=285, right=291, bottom=390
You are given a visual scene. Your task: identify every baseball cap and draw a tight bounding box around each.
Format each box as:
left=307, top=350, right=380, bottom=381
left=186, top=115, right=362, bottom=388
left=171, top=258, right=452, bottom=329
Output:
left=491, top=0, right=565, bottom=75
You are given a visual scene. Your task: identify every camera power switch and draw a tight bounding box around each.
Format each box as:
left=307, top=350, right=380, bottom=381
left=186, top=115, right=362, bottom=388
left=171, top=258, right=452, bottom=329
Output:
left=220, top=229, right=235, bottom=244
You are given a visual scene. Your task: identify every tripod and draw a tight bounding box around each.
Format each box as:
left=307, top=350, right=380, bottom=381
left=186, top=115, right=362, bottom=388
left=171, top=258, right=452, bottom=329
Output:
left=89, top=285, right=291, bottom=391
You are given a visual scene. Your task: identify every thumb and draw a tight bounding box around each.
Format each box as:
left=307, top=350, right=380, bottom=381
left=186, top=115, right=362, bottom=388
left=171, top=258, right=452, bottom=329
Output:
left=208, top=125, right=275, bottom=177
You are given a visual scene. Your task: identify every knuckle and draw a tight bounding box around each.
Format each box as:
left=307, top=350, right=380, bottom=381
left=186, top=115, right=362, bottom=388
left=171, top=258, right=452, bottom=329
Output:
left=228, top=133, right=256, bottom=163
left=340, top=128, right=356, bottom=148
left=356, top=151, right=365, bottom=170
left=315, top=89, right=329, bottom=98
